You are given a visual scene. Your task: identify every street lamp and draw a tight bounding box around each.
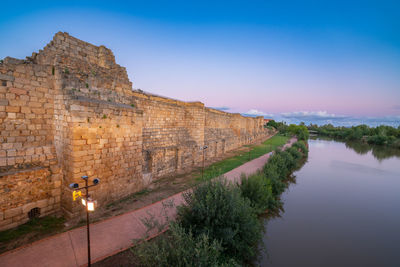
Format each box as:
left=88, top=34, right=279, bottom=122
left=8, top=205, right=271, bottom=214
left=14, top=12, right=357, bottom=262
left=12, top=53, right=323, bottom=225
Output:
left=69, top=176, right=100, bottom=267
left=200, top=145, right=208, bottom=180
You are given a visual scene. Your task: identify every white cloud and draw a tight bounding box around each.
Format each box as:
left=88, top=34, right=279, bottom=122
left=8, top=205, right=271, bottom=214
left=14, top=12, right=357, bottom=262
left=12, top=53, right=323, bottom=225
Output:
left=245, top=109, right=274, bottom=117
left=241, top=109, right=399, bottom=127
left=212, top=106, right=231, bottom=111
left=281, top=111, right=345, bottom=120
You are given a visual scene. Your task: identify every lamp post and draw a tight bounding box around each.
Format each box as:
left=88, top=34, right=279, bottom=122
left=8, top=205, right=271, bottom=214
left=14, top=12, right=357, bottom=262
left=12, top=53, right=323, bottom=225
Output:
left=70, top=176, right=100, bottom=267
left=200, top=145, right=208, bottom=180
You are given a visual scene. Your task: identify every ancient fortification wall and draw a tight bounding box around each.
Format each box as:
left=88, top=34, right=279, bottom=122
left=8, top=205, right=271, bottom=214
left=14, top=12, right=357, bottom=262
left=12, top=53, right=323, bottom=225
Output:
left=0, top=32, right=271, bottom=230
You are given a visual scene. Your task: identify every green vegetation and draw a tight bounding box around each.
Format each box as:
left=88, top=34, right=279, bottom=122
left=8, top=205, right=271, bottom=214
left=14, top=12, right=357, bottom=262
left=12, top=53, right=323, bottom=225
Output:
left=134, top=223, right=237, bottom=267
left=178, top=179, right=261, bottom=263
left=267, top=120, right=309, bottom=140
left=0, top=216, right=65, bottom=253
left=239, top=141, right=308, bottom=216
left=133, top=141, right=309, bottom=266
left=309, top=124, right=400, bottom=148
left=197, top=135, right=289, bottom=181
left=287, top=124, right=309, bottom=140
left=239, top=173, right=276, bottom=214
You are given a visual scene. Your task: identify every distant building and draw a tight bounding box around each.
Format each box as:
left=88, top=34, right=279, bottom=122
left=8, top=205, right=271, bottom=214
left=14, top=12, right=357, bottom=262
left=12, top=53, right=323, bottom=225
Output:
left=264, top=118, right=272, bottom=125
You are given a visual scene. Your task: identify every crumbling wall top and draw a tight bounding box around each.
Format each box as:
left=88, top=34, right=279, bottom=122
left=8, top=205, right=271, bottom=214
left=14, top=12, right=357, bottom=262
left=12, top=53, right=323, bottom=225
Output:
left=31, top=32, right=117, bottom=69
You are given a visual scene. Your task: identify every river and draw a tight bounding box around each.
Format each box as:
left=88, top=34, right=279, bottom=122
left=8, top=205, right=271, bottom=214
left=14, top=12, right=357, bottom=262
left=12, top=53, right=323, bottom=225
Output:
left=259, top=138, right=400, bottom=267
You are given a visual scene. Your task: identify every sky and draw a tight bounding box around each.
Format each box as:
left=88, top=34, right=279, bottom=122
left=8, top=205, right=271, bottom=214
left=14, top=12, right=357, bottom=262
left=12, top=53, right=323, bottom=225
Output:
left=1, top=0, right=399, bottom=126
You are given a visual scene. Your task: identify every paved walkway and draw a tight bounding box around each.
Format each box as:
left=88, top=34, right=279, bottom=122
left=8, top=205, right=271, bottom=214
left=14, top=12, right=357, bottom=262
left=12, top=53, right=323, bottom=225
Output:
left=0, top=138, right=296, bottom=267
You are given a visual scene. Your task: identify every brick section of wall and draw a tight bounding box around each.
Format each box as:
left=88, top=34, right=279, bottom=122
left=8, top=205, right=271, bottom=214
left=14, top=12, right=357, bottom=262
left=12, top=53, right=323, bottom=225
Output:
left=60, top=98, right=143, bottom=217
left=0, top=167, right=61, bottom=230
left=0, top=32, right=272, bottom=230
left=134, top=91, right=270, bottom=181
left=0, top=57, right=62, bottom=231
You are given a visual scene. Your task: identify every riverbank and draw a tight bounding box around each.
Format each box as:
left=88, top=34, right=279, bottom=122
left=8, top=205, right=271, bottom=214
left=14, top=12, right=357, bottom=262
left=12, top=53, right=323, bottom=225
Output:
left=0, top=136, right=294, bottom=266
left=95, top=139, right=307, bottom=266
left=259, top=137, right=400, bottom=266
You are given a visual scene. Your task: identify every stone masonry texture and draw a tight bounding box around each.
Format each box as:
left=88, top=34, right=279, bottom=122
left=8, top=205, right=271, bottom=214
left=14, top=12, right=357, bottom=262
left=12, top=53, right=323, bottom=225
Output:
left=0, top=32, right=271, bottom=230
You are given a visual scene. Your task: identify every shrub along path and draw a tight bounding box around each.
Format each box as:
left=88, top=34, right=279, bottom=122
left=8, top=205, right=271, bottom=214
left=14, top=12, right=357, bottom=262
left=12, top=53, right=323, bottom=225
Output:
left=0, top=138, right=296, bottom=267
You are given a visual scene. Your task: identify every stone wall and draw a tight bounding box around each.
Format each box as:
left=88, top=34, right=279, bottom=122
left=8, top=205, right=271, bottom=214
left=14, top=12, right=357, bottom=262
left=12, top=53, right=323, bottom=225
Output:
left=0, top=32, right=271, bottom=230
left=0, top=57, right=62, bottom=230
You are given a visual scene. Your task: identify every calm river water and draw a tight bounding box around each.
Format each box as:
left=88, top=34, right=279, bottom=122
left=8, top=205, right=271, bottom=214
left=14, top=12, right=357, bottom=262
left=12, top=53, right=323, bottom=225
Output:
left=259, top=138, right=400, bottom=267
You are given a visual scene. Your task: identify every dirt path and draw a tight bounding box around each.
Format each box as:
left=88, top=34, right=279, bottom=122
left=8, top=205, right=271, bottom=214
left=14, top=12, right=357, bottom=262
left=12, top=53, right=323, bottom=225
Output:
left=0, top=138, right=296, bottom=267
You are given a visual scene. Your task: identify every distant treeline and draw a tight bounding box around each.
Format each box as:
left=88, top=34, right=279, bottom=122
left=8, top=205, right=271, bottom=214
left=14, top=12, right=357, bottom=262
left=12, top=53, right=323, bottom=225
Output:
left=266, top=120, right=309, bottom=141
left=308, top=124, right=400, bottom=148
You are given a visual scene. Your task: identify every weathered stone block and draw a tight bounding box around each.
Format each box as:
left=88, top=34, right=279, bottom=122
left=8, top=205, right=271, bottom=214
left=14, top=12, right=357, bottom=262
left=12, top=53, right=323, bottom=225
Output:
left=9, top=88, right=27, bottom=95
left=0, top=73, right=14, bottom=81
left=36, top=199, right=49, bottom=208
left=22, top=203, right=38, bottom=213
left=6, top=106, right=20, bottom=113
left=4, top=207, right=22, bottom=219
left=0, top=218, right=13, bottom=228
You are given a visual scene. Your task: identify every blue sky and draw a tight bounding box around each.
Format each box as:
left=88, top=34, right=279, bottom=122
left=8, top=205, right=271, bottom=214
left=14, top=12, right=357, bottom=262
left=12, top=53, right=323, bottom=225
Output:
left=1, top=0, right=399, bottom=126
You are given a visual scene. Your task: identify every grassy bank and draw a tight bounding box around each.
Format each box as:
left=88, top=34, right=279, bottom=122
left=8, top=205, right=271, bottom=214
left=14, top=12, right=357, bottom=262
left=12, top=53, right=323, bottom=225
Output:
left=0, top=216, right=65, bottom=253
left=197, top=134, right=289, bottom=181
left=132, top=140, right=309, bottom=266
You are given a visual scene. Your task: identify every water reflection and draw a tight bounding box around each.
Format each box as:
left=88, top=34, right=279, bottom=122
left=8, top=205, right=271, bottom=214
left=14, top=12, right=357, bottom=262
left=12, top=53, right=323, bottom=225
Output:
left=310, top=136, right=400, bottom=161
left=345, top=141, right=400, bottom=161
left=259, top=138, right=400, bottom=267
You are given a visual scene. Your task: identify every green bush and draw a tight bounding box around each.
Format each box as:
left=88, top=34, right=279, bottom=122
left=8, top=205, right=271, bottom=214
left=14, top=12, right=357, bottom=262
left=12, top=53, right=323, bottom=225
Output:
left=266, top=120, right=277, bottom=128
left=134, top=223, right=239, bottom=267
left=177, top=179, right=262, bottom=263
left=287, top=124, right=309, bottom=140
left=286, top=146, right=302, bottom=161
left=280, top=151, right=296, bottom=171
left=239, top=142, right=309, bottom=216
left=263, top=163, right=286, bottom=195
left=238, top=173, right=275, bottom=215
left=267, top=151, right=291, bottom=178
left=292, top=141, right=308, bottom=154
left=367, top=135, right=387, bottom=145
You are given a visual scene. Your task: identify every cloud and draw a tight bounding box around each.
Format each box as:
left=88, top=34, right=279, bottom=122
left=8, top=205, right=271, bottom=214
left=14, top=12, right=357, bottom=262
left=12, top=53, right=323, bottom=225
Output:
left=239, top=109, right=399, bottom=127
left=212, top=106, right=231, bottom=111
left=280, top=111, right=347, bottom=120
left=361, top=115, right=400, bottom=125
left=276, top=112, right=400, bottom=127
left=245, top=109, right=274, bottom=117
